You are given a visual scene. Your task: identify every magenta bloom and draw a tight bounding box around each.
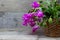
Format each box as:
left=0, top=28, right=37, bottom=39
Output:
left=29, top=21, right=36, bottom=27
left=22, top=13, right=32, bottom=20
left=36, top=10, right=44, bottom=18
left=22, top=0, right=45, bottom=32
left=32, top=1, right=40, bottom=8
left=22, top=21, right=28, bottom=26
left=22, top=13, right=31, bottom=26
left=22, top=11, right=44, bottom=32
left=22, top=14, right=29, bottom=21
left=32, top=25, right=39, bottom=32
left=22, top=13, right=36, bottom=26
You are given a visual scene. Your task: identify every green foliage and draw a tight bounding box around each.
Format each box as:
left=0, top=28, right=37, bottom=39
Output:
left=38, top=0, right=60, bottom=27
left=39, top=0, right=60, bottom=18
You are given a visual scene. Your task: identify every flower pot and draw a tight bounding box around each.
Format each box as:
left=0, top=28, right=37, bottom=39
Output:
left=44, top=19, right=60, bottom=37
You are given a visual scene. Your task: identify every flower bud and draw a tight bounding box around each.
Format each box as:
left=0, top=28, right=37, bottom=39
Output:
left=48, top=17, right=53, bottom=24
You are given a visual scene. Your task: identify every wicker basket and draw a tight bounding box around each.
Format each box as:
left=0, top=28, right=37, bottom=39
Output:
left=44, top=19, right=60, bottom=37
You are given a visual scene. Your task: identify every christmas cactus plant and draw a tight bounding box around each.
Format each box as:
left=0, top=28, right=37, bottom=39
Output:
left=22, top=0, right=60, bottom=32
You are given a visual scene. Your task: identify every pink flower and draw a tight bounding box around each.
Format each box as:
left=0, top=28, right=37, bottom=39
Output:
left=36, top=10, right=44, bottom=18
left=32, top=1, right=40, bottom=8
left=22, top=21, right=28, bottom=26
left=22, top=14, right=29, bottom=20
left=22, top=11, right=44, bottom=32
left=29, top=21, right=36, bottom=27
left=32, top=25, right=39, bottom=32
left=22, top=13, right=36, bottom=26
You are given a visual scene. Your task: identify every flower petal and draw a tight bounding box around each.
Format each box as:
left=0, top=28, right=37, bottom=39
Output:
left=32, top=25, right=39, bottom=32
